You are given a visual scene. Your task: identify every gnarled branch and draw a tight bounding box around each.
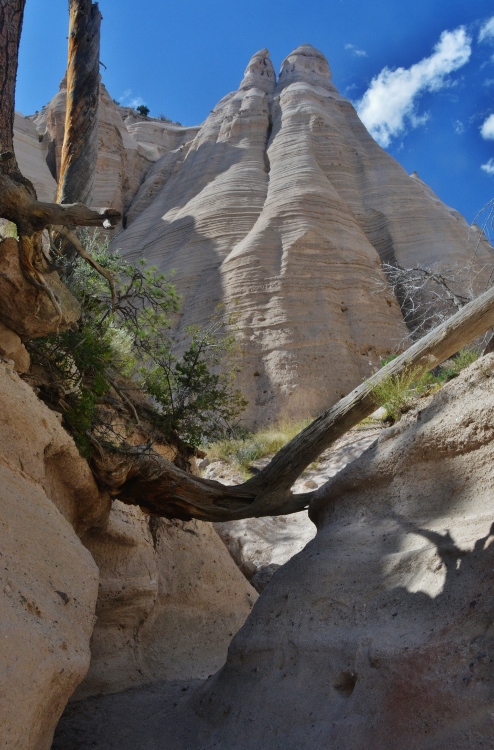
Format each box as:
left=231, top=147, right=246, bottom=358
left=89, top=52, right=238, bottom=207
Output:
left=107, top=279, right=494, bottom=521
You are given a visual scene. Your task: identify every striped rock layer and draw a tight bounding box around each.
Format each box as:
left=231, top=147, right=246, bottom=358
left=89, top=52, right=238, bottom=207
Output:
left=114, top=45, right=492, bottom=426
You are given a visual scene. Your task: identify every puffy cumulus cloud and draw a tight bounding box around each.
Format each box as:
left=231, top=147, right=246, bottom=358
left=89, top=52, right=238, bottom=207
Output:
left=345, top=43, right=368, bottom=58
left=356, top=27, right=472, bottom=148
left=481, top=159, right=494, bottom=175
left=479, top=17, right=494, bottom=43
left=480, top=113, right=494, bottom=139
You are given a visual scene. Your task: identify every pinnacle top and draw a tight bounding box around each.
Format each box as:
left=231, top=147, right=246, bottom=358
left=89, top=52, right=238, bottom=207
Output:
left=277, top=44, right=333, bottom=92
left=240, top=48, right=276, bottom=95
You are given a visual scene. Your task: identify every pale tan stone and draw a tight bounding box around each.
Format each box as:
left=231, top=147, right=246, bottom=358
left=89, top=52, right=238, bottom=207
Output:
left=13, top=112, right=57, bottom=201
left=75, top=502, right=257, bottom=699
left=114, top=45, right=493, bottom=427
left=0, top=238, right=81, bottom=340
left=0, top=319, right=30, bottom=372
left=0, top=361, right=102, bottom=749
left=183, top=354, right=494, bottom=749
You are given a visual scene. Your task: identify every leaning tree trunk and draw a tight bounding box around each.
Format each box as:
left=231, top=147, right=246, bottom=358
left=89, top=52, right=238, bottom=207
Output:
left=52, top=0, right=106, bottom=266
left=105, top=280, right=494, bottom=521
left=0, top=0, right=120, bottom=323
left=0, top=0, right=26, bottom=177
left=56, top=0, right=102, bottom=206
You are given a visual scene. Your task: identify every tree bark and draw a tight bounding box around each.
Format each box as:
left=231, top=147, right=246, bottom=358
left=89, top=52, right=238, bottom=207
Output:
left=0, top=0, right=26, bottom=177
left=112, top=280, right=494, bottom=521
left=56, top=0, right=102, bottom=206
left=0, top=0, right=119, bottom=326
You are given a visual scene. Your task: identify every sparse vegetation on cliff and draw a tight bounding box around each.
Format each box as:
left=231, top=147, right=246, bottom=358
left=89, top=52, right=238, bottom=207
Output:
left=27, top=233, right=246, bottom=454
left=371, top=348, right=479, bottom=423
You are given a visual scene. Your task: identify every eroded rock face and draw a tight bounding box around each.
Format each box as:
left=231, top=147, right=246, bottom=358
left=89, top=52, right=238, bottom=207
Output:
left=13, top=112, right=57, bottom=201
left=0, top=361, right=105, bottom=750
left=213, top=429, right=380, bottom=590
left=75, top=503, right=257, bottom=699
left=30, top=82, right=199, bottom=222
left=182, top=355, right=494, bottom=749
left=114, top=45, right=493, bottom=427
left=0, top=238, right=81, bottom=340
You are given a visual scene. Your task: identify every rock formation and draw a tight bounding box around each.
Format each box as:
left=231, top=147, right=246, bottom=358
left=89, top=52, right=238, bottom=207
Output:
left=176, top=354, right=494, bottom=749
left=0, top=335, right=257, bottom=746
left=50, top=354, right=494, bottom=748
left=13, top=112, right=57, bottom=201
left=213, top=428, right=380, bottom=590
left=0, top=266, right=255, bottom=749
left=7, top=42, right=494, bottom=749
left=75, top=502, right=256, bottom=700
left=0, top=359, right=103, bottom=750
left=13, top=46, right=494, bottom=427
left=30, top=81, right=199, bottom=221
left=112, top=44, right=493, bottom=426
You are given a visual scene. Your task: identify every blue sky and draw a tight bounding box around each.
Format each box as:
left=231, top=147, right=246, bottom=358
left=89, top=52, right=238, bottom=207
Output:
left=15, top=0, right=494, bottom=226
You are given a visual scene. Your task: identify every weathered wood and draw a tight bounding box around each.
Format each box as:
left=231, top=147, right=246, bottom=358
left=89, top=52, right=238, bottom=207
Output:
left=56, top=0, right=102, bottom=205
left=0, top=1, right=119, bottom=328
left=115, top=279, right=494, bottom=521
left=0, top=172, right=120, bottom=232
left=0, top=0, right=26, bottom=177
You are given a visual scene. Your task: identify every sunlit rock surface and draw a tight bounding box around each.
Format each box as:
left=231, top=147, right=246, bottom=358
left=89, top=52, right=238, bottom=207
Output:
left=0, top=361, right=102, bottom=750
left=113, top=45, right=492, bottom=426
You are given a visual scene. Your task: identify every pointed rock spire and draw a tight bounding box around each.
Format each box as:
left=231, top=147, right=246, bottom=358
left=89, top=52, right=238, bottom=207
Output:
left=240, top=48, right=276, bottom=95
left=277, top=44, right=334, bottom=92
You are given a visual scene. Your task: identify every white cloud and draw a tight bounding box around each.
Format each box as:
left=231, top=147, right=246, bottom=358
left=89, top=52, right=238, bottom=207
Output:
left=119, top=89, right=145, bottom=108
left=481, top=113, right=494, bottom=139
left=481, top=158, right=494, bottom=175
left=454, top=120, right=465, bottom=134
left=345, top=43, right=368, bottom=58
left=356, top=27, right=472, bottom=147
left=479, top=17, right=494, bottom=43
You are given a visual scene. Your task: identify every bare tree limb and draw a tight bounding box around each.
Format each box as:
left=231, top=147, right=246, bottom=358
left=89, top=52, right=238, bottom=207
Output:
left=111, top=280, right=494, bottom=521
left=55, top=226, right=117, bottom=307
left=0, top=1, right=120, bottom=329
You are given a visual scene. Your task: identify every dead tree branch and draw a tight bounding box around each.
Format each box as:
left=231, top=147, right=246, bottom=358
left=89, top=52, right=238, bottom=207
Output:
left=109, top=280, right=494, bottom=521
left=0, top=0, right=120, bottom=328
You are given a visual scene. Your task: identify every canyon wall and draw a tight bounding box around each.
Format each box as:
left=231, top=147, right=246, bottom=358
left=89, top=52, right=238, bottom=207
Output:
left=176, top=354, right=494, bottom=749
left=113, top=45, right=493, bottom=426
left=14, top=47, right=493, bottom=427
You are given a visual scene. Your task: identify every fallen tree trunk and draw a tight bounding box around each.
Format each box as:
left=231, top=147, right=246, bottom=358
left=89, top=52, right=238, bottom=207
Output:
left=113, top=278, right=494, bottom=521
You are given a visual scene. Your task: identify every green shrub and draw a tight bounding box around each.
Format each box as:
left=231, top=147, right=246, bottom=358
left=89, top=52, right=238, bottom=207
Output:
left=29, top=233, right=247, bottom=453
left=136, top=104, right=150, bottom=116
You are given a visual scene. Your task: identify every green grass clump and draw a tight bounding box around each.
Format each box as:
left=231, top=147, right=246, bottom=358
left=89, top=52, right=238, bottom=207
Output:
left=205, top=419, right=312, bottom=471
left=372, top=347, right=478, bottom=424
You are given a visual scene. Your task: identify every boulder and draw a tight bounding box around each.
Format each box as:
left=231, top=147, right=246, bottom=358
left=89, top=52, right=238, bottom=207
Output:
left=0, top=319, right=30, bottom=372
left=0, top=238, right=81, bottom=340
